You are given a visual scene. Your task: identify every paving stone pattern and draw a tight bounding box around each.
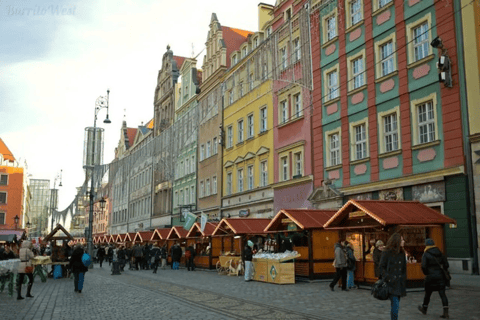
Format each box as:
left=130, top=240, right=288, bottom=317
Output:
left=1, top=264, right=480, bottom=320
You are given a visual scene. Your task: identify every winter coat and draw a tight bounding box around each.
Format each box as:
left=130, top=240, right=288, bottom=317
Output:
left=160, top=247, right=167, bottom=259
left=118, top=248, right=126, bottom=260
left=373, top=248, right=383, bottom=278
left=18, top=241, right=34, bottom=274
left=243, top=245, right=253, bottom=262
left=333, top=243, right=347, bottom=268
left=133, top=245, right=143, bottom=258
left=97, top=247, right=106, bottom=259
left=186, top=246, right=195, bottom=260
left=421, top=246, right=449, bottom=290
left=69, top=247, right=88, bottom=273
left=172, top=245, right=182, bottom=262
left=345, top=246, right=356, bottom=271
left=379, top=250, right=407, bottom=297
left=150, top=246, right=160, bottom=261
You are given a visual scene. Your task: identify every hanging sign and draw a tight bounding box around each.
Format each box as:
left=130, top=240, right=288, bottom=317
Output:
left=200, top=213, right=207, bottom=233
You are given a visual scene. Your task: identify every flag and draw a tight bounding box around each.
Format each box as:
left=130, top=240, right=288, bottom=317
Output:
left=200, top=213, right=207, bottom=233
left=183, top=211, right=197, bottom=231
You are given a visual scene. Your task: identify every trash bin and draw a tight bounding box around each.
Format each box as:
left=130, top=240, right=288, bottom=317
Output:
left=111, top=261, right=121, bottom=275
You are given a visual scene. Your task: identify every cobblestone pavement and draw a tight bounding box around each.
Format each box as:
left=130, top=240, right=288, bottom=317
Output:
left=1, top=264, right=480, bottom=320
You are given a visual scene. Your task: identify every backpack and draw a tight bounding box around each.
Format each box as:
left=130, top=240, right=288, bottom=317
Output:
left=82, top=252, right=92, bottom=267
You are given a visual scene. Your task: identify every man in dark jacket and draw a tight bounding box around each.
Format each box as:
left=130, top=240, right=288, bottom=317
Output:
left=160, top=245, right=167, bottom=270
left=133, top=244, right=143, bottom=270
left=185, top=245, right=195, bottom=271
left=107, top=244, right=114, bottom=266
left=171, top=243, right=182, bottom=270
left=117, top=246, right=126, bottom=272
left=418, top=238, right=450, bottom=319
left=69, top=244, right=88, bottom=293
left=150, top=244, right=160, bottom=273
left=97, top=246, right=106, bottom=267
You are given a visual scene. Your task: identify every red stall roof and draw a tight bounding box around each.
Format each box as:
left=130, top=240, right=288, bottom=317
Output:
left=324, top=200, right=456, bottom=228
left=124, top=233, right=136, bottom=242
left=116, top=234, right=127, bottom=242
left=265, top=209, right=337, bottom=232
left=186, top=222, right=219, bottom=238
left=166, top=226, right=188, bottom=239
left=151, top=228, right=171, bottom=241
left=133, top=231, right=154, bottom=243
left=212, top=218, right=271, bottom=236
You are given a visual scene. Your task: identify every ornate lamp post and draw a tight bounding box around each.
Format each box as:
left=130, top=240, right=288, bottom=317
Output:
left=50, top=170, right=63, bottom=232
left=14, top=215, right=19, bottom=230
left=87, top=90, right=111, bottom=266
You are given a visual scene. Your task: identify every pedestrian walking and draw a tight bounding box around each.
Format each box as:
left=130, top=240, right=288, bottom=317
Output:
left=243, top=240, right=254, bottom=281
left=151, top=244, right=160, bottom=273
left=171, top=242, right=182, bottom=270
left=160, top=245, right=167, bottom=270
left=417, top=238, right=450, bottom=319
left=108, top=244, right=114, bottom=266
left=16, top=240, right=35, bottom=300
left=133, top=244, right=143, bottom=270
left=344, top=241, right=356, bottom=289
left=69, top=244, right=88, bottom=293
left=373, top=240, right=385, bottom=279
left=186, top=245, right=195, bottom=271
left=379, top=233, right=407, bottom=320
left=329, top=240, right=347, bottom=291
left=117, top=246, right=126, bottom=272
left=97, top=245, right=106, bottom=267
left=92, top=246, right=98, bottom=264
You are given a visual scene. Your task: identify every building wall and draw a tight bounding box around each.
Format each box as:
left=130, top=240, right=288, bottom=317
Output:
left=0, top=166, right=24, bottom=228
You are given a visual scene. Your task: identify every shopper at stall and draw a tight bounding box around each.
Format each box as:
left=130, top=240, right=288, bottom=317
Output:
left=69, top=244, right=88, bottom=293
left=133, top=244, right=143, bottom=270
left=243, top=240, right=254, bottom=281
left=379, top=233, right=407, bottom=320
left=171, top=242, right=182, bottom=270
left=186, top=245, right=195, bottom=271
left=117, top=246, right=126, bottom=272
left=97, top=245, right=106, bottom=268
left=417, top=238, right=450, bottom=319
left=16, top=240, right=35, bottom=300
left=344, top=241, right=356, bottom=290
left=160, top=245, right=167, bottom=270
left=3, top=245, right=16, bottom=259
left=150, top=244, right=160, bottom=273
left=329, top=240, right=347, bottom=291
left=373, top=240, right=385, bottom=279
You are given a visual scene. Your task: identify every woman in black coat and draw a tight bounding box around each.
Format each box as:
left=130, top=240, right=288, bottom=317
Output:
left=379, top=233, right=406, bottom=320
left=69, top=244, right=88, bottom=293
left=418, top=238, right=449, bottom=319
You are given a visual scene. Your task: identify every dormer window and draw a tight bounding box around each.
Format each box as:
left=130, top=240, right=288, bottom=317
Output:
left=253, top=37, right=258, bottom=49
left=242, top=47, right=247, bottom=58
left=285, top=8, right=292, bottom=21
left=266, top=27, right=272, bottom=38
left=232, top=54, right=238, bottom=65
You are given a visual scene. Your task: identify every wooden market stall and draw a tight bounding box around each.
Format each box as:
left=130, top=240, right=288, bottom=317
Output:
left=323, top=200, right=456, bottom=287
left=43, top=224, right=74, bottom=277
left=264, top=209, right=338, bottom=279
left=107, top=235, right=115, bottom=244
left=150, top=228, right=171, bottom=247
left=101, top=235, right=109, bottom=244
left=115, top=234, right=127, bottom=245
left=212, top=218, right=271, bottom=272
left=185, top=222, right=218, bottom=269
left=166, top=226, right=189, bottom=266
left=133, top=231, right=154, bottom=244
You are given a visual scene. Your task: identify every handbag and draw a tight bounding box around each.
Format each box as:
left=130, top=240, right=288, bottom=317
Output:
left=433, top=256, right=452, bottom=281
left=371, top=279, right=390, bottom=300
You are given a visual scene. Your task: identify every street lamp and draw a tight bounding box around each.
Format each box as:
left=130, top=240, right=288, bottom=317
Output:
left=14, top=215, right=19, bottom=230
left=87, top=89, right=111, bottom=266
left=50, top=170, right=63, bottom=232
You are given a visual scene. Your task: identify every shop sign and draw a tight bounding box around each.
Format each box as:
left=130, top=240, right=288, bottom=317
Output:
left=287, top=223, right=298, bottom=231
left=349, top=210, right=366, bottom=218
left=239, top=209, right=250, bottom=217
left=379, top=188, right=403, bottom=201
left=412, top=182, right=445, bottom=203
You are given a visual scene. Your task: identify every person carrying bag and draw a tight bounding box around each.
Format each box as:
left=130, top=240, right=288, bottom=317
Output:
left=17, top=240, right=35, bottom=300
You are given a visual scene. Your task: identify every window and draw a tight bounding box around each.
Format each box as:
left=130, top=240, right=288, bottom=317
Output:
left=293, top=93, right=302, bottom=117
left=200, top=181, right=204, bottom=198
left=185, top=188, right=190, bottom=204
left=413, top=22, right=429, bottom=62
left=260, top=107, right=267, bottom=132
left=263, top=63, right=268, bottom=80
left=326, top=15, right=337, bottom=41
left=200, top=144, right=205, bottom=161
left=383, top=113, right=399, bottom=152
left=280, top=47, right=287, bottom=70
left=185, top=158, right=189, bottom=175
left=0, top=212, right=5, bottom=225
left=191, top=186, right=195, bottom=202
left=227, top=125, right=233, bottom=148
left=180, top=190, right=184, bottom=206
left=280, top=100, right=289, bottom=123
left=327, top=70, right=339, bottom=100
left=247, top=114, right=254, bottom=138
left=237, top=169, right=244, bottom=192
left=253, top=37, right=258, bottom=48
left=329, top=133, right=340, bottom=166
left=212, top=138, right=217, bottom=154
left=0, top=192, right=6, bottom=204
left=229, top=90, right=234, bottom=105
left=175, top=191, right=178, bottom=207
left=352, top=57, right=364, bottom=89
left=294, top=152, right=302, bottom=177
left=206, top=179, right=210, bottom=197
left=249, top=73, right=254, bottom=90
left=226, top=172, right=232, bottom=195
left=242, top=47, right=247, bottom=58
left=417, top=101, right=436, bottom=144
left=281, top=156, right=289, bottom=181
left=191, top=155, right=195, bottom=172
left=379, top=0, right=392, bottom=8
left=267, top=26, right=272, bottom=38
left=0, top=174, right=7, bottom=186
left=206, top=141, right=211, bottom=158
left=380, top=41, right=394, bottom=76
left=247, top=165, right=254, bottom=190
left=237, top=119, right=244, bottom=143
left=239, top=82, right=243, bottom=98
left=232, top=54, right=237, bottom=65
left=350, top=0, right=362, bottom=26
left=293, top=38, right=301, bottom=62
left=354, top=124, right=367, bottom=160
left=213, top=176, right=217, bottom=194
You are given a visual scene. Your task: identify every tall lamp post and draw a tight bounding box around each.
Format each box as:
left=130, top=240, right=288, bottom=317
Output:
left=87, top=90, right=111, bottom=266
left=50, top=170, right=63, bottom=232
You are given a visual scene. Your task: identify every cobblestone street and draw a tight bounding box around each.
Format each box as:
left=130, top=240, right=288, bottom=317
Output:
left=1, top=264, right=480, bottom=320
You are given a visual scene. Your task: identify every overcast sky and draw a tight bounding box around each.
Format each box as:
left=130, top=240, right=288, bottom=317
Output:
left=1, top=0, right=272, bottom=210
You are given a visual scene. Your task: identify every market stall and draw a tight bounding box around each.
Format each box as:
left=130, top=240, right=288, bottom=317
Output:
left=252, top=251, right=301, bottom=284
left=323, top=200, right=456, bottom=287
left=212, top=218, right=271, bottom=274
left=42, top=224, right=74, bottom=279
left=185, top=222, right=218, bottom=269
left=166, top=226, right=188, bottom=266
left=133, top=231, right=154, bottom=244
left=150, top=228, right=171, bottom=247
left=264, top=209, right=338, bottom=279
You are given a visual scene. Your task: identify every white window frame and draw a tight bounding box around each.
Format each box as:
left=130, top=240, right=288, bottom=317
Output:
left=237, top=168, right=244, bottom=193
left=293, top=93, right=302, bottom=118
left=281, top=156, right=289, bottom=181
left=200, top=144, right=205, bottom=161
left=380, top=41, right=394, bottom=77
left=294, top=152, right=302, bottom=177
left=406, top=14, right=433, bottom=65
left=213, top=137, right=217, bottom=154
left=326, top=69, right=339, bottom=100
left=417, top=101, right=436, bottom=144
left=379, top=0, right=393, bottom=8
left=413, top=22, right=430, bottom=62
left=280, top=100, right=289, bottom=124
left=200, top=181, right=204, bottom=198
left=293, top=38, right=301, bottom=62
left=347, top=50, right=366, bottom=91
left=349, top=118, right=369, bottom=161
left=410, top=93, right=438, bottom=146
left=185, top=188, right=190, bottom=204
left=323, top=10, right=338, bottom=43
left=325, top=129, right=342, bottom=167
left=191, top=155, right=195, bottom=173
left=206, top=141, right=211, bottom=158
left=212, top=176, right=217, bottom=194
left=384, top=113, right=399, bottom=153
left=260, top=107, right=267, bottom=132
left=249, top=73, right=254, bottom=90
left=237, top=119, right=244, bottom=143
left=206, top=179, right=210, bottom=197
left=350, top=0, right=362, bottom=26
left=280, top=47, right=287, bottom=70
left=375, top=33, right=397, bottom=79
left=227, top=125, right=233, bottom=148
left=260, top=160, right=268, bottom=187
left=247, top=165, right=254, bottom=190
left=226, top=172, right=232, bottom=195
left=378, top=106, right=402, bottom=154
left=247, top=113, right=254, bottom=139
left=191, top=186, right=195, bottom=203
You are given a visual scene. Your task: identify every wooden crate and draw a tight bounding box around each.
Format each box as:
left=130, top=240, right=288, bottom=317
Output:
left=253, top=258, right=268, bottom=282
left=269, top=261, right=295, bottom=284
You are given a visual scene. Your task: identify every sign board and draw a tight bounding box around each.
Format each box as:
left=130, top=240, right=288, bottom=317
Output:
left=239, top=209, right=250, bottom=217
left=200, top=213, right=207, bottom=233
left=349, top=210, right=366, bottom=218
left=379, top=188, right=403, bottom=201
left=183, top=211, right=197, bottom=231
left=412, top=182, right=445, bottom=203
